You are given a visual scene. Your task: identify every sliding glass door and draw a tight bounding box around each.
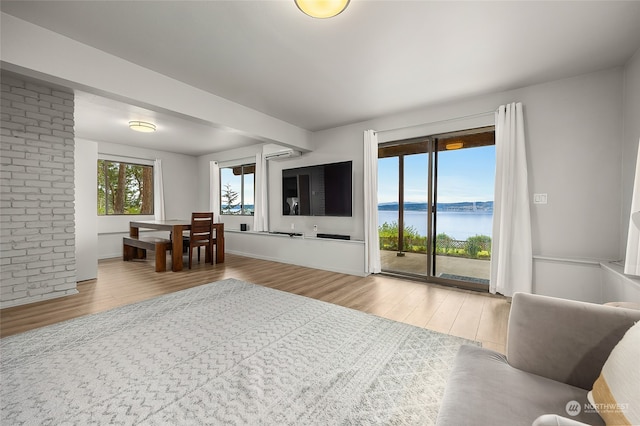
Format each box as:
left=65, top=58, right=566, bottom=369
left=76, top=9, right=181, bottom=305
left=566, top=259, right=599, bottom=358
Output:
left=378, top=128, right=495, bottom=291
left=378, top=141, right=429, bottom=276
left=432, top=132, right=495, bottom=289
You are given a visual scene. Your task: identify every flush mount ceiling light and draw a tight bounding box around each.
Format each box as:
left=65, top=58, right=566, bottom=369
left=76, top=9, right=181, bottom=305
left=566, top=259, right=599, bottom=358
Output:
left=128, top=120, right=156, bottom=133
left=445, top=141, right=464, bottom=150
left=294, top=0, right=350, bottom=19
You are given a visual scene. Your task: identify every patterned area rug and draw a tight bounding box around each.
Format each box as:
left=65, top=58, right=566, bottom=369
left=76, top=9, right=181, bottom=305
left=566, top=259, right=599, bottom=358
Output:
left=1, top=278, right=477, bottom=425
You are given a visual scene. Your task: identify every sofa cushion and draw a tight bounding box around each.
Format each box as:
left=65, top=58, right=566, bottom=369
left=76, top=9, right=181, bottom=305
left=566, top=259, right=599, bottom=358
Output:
left=436, top=345, right=604, bottom=426
left=588, top=321, right=640, bottom=425
left=507, top=293, right=640, bottom=390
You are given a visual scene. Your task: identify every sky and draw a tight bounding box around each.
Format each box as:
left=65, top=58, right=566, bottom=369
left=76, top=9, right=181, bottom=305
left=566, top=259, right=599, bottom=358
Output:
left=377, top=145, right=496, bottom=204
left=220, top=167, right=254, bottom=206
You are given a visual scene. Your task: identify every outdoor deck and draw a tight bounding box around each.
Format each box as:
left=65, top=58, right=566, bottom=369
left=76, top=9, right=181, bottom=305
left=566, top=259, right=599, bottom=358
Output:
left=381, top=250, right=490, bottom=283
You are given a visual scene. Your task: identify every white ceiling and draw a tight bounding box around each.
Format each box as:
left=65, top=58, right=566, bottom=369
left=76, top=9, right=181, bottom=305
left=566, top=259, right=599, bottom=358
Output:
left=2, top=1, right=640, bottom=155
left=73, top=92, right=262, bottom=156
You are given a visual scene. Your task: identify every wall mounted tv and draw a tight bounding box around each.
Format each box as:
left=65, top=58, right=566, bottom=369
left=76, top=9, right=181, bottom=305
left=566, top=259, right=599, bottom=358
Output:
left=282, top=161, right=352, bottom=217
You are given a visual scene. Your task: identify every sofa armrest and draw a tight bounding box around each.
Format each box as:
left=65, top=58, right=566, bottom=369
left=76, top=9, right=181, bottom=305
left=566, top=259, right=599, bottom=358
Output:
left=506, top=292, right=640, bottom=390
left=532, top=414, right=592, bottom=426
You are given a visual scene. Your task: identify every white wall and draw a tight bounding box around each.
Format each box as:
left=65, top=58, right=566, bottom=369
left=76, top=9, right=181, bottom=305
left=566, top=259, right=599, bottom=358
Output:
left=311, top=68, right=623, bottom=258
left=524, top=70, right=623, bottom=261
left=75, top=139, right=98, bottom=281
left=94, top=142, right=199, bottom=259
left=621, top=48, right=640, bottom=258
left=1, top=72, right=78, bottom=308
left=368, top=68, right=624, bottom=300
left=314, top=68, right=624, bottom=256
left=267, top=132, right=364, bottom=239
left=602, top=261, right=640, bottom=303
left=201, top=67, right=627, bottom=300
left=198, top=141, right=364, bottom=240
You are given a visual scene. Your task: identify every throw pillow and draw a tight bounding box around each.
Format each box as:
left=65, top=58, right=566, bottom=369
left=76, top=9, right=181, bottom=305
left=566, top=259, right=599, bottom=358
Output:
left=587, top=320, right=639, bottom=426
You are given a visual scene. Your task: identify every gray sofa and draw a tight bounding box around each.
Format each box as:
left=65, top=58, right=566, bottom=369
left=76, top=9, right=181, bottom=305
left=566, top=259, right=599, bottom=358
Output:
left=436, top=292, right=640, bottom=426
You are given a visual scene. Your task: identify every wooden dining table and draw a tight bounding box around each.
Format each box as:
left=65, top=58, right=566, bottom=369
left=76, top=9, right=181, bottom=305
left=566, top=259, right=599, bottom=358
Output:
left=129, top=220, right=224, bottom=272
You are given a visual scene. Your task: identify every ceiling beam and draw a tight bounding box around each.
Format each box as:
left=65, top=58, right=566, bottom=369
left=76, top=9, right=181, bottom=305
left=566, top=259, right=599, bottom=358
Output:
left=0, top=12, right=312, bottom=153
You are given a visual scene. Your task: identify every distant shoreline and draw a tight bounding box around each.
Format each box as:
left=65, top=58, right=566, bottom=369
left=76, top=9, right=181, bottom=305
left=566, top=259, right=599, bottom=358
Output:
left=378, top=201, right=493, bottom=213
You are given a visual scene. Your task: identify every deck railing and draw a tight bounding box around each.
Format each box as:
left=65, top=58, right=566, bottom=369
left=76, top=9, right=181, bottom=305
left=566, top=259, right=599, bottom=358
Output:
left=379, top=235, right=491, bottom=259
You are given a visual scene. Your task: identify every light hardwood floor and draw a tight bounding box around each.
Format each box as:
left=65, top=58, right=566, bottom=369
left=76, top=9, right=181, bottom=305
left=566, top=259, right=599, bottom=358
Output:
left=0, top=254, right=511, bottom=352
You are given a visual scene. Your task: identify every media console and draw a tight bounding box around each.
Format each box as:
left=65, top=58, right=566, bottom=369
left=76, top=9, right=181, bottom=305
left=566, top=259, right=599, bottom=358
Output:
left=224, top=230, right=365, bottom=276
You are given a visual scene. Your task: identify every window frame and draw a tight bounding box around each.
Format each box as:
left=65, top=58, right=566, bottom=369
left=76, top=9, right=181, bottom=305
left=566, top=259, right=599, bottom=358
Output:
left=97, top=158, right=155, bottom=216
left=219, top=163, right=256, bottom=216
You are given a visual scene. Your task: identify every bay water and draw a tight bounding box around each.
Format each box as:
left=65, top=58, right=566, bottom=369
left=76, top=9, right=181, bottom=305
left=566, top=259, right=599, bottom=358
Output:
left=378, top=210, right=493, bottom=241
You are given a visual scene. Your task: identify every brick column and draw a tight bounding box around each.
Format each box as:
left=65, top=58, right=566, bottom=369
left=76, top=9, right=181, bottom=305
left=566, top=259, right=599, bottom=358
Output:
left=1, top=71, right=77, bottom=308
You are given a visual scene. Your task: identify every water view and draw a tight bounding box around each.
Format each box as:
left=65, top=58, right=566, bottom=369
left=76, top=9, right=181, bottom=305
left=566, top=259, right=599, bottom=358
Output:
left=378, top=207, right=493, bottom=284
left=377, top=138, right=495, bottom=284
left=378, top=210, right=493, bottom=240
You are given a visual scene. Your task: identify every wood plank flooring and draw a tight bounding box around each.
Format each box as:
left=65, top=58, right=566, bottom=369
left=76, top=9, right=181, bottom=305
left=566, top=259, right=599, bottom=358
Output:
left=0, top=254, right=511, bottom=352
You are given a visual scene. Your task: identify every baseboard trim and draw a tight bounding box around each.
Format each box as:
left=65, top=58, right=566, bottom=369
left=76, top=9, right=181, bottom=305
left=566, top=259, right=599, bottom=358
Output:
left=533, top=255, right=603, bottom=266
left=1, top=288, right=79, bottom=309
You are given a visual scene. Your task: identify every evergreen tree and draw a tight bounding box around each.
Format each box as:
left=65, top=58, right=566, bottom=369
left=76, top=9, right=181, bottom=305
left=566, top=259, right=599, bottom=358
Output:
left=221, top=183, right=240, bottom=214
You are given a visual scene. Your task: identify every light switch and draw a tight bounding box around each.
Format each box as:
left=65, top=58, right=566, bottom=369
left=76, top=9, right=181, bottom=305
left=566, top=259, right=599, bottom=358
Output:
left=533, top=193, right=548, bottom=204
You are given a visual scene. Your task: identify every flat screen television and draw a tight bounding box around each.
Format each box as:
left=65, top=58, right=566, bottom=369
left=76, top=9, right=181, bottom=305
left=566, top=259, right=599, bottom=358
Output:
left=282, top=161, right=352, bottom=217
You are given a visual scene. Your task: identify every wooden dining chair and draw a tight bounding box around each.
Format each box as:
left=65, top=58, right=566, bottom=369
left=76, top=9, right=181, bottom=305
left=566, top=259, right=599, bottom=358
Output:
left=187, top=212, right=215, bottom=269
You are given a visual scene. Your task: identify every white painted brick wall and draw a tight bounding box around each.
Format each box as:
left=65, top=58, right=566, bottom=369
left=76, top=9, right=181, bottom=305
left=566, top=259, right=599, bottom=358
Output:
left=1, top=71, right=77, bottom=308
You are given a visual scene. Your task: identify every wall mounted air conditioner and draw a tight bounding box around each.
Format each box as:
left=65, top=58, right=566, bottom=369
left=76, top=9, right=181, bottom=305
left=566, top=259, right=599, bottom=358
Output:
left=264, top=148, right=301, bottom=161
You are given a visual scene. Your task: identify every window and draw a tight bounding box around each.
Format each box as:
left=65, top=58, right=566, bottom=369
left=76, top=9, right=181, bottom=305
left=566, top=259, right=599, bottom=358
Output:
left=97, top=159, right=154, bottom=215
left=220, top=164, right=255, bottom=215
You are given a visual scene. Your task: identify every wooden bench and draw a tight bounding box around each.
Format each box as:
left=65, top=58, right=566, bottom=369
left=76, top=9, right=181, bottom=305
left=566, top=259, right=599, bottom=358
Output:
left=123, top=236, right=171, bottom=272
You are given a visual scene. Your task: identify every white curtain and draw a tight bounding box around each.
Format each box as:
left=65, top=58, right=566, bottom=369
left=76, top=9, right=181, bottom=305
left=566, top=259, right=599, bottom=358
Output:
left=153, top=159, right=165, bottom=221
left=253, top=152, right=268, bottom=232
left=209, top=161, right=220, bottom=222
left=364, top=130, right=381, bottom=274
left=490, top=102, right=532, bottom=296
left=624, top=139, right=640, bottom=276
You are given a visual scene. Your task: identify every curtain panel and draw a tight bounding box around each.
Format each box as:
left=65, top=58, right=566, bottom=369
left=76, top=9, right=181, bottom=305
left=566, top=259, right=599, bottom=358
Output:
left=490, top=102, right=533, bottom=296
left=210, top=161, right=220, bottom=222
left=153, top=159, right=165, bottom=221
left=253, top=153, right=268, bottom=232
left=624, top=138, right=640, bottom=276
left=364, top=130, right=381, bottom=274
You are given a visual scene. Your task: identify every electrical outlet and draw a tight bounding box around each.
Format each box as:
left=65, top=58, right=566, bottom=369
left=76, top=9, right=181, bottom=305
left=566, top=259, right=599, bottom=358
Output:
left=291, top=223, right=295, bottom=230
left=533, top=193, right=548, bottom=204
left=313, top=225, right=318, bottom=232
